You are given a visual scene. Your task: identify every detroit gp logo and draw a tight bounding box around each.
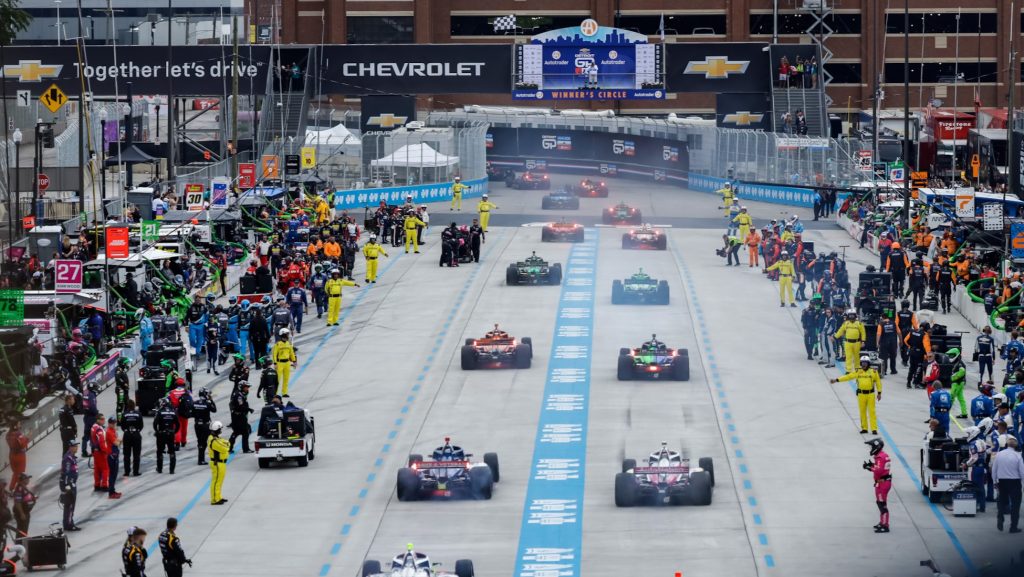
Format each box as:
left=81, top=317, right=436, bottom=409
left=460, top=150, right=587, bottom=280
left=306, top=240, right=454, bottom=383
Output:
left=612, top=140, right=625, bottom=155
left=542, top=135, right=557, bottom=150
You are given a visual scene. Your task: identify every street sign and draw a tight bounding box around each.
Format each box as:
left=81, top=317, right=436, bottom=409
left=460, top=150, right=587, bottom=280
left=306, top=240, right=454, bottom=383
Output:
left=211, top=176, right=230, bottom=206
left=954, top=187, right=975, bottom=218
left=54, top=259, right=83, bottom=293
left=140, top=219, right=161, bottom=241
left=0, top=290, right=25, bottom=326
left=983, top=203, right=1003, bottom=231
left=105, top=226, right=131, bottom=259
left=238, top=162, right=257, bottom=189
left=184, top=183, right=205, bottom=211
left=285, top=154, right=300, bottom=175
left=37, top=173, right=50, bottom=191
left=301, top=147, right=316, bottom=169
left=16, top=90, right=30, bottom=107
left=21, top=216, right=35, bottom=230
left=261, top=155, right=279, bottom=178
left=39, top=83, right=67, bottom=113
left=857, top=150, right=872, bottom=172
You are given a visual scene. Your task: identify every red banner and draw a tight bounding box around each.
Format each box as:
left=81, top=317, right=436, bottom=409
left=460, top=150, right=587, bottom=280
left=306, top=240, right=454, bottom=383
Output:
left=105, top=226, right=131, bottom=259
left=239, top=162, right=257, bottom=189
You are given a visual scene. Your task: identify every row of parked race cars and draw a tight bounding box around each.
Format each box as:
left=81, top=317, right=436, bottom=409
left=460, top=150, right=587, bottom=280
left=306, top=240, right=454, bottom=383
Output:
left=365, top=172, right=708, bottom=577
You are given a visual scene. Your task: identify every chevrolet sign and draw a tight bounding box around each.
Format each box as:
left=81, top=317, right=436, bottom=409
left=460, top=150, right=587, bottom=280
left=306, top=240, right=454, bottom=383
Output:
left=366, top=114, right=409, bottom=129
left=342, top=62, right=485, bottom=77
left=722, top=111, right=765, bottom=126
left=0, top=60, right=63, bottom=83
left=684, top=57, right=749, bottom=79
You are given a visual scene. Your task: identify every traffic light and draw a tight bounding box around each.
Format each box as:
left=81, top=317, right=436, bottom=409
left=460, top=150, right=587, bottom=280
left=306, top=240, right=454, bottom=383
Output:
left=40, top=124, right=55, bottom=148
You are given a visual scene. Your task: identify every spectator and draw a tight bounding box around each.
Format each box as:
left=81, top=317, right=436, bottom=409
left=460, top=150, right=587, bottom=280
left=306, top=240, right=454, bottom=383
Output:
left=778, top=57, right=790, bottom=88
left=991, top=436, right=1024, bottom=533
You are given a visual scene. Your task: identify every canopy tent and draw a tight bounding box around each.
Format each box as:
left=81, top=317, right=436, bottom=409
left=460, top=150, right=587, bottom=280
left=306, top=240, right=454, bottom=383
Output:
left=104, top=145, right=157, bottom=165
left=369, top=143, right=459, bottom=185
left=304, top=123, right=358, bottom=145
left=85, top=247, right=183, bottom=268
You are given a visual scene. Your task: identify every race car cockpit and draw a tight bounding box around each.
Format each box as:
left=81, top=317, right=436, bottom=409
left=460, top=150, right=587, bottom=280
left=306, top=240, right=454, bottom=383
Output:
left=431, top=437, right=466, bottom=461
left=524, top=252, right=545, bottom=265
left=485, top=324, right=510, bottom=340
left=642, top=334, right=668, bottom=353
left=390, top=544, right=431, bottom=575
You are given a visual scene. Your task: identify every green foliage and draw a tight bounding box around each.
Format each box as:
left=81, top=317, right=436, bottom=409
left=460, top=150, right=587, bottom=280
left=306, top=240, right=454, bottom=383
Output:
left=0, top=0, right=32, bottom=46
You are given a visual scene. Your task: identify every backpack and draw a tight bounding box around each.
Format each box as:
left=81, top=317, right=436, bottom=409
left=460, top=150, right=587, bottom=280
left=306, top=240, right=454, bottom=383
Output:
left=177, top=392, right=194, bottom=418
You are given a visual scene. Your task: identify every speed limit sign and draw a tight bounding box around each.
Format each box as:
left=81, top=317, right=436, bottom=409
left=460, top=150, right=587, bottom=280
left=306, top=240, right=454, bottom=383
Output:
left=54, top=259, right=83, bottom=293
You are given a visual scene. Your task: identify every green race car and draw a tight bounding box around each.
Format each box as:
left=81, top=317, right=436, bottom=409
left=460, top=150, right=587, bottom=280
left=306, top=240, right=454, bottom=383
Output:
left=612, top=269, right=669, bottom=305
left=618, top=335, right=689, bottom=381
left=506, top=252, right=563, bottom=285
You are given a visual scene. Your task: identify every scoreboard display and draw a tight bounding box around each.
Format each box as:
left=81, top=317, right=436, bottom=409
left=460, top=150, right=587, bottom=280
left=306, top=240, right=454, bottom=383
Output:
left=513, top=24, right=664, bottom=100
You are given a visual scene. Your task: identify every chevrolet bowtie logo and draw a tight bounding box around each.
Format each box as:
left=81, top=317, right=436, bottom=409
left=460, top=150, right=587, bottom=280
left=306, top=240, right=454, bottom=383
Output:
left=1, top=60, right=63, bottom=82
left=684, top=57, right=749, bottom=79
left=366, top=113, right=408, bottom=128
left=722, top=111, right=765, bottom=126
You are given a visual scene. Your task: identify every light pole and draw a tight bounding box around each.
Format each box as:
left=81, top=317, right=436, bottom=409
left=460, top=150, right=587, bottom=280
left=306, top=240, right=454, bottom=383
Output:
left=99, top=108, right=107, bottom=201
left=54, top=0, right=62, bottom=45
left=12, top=128, right=22, bottom=228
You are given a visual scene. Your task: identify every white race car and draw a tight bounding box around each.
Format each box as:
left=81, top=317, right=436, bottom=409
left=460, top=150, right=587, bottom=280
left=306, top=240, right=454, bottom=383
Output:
left=362, top=544, right=474, bottom=577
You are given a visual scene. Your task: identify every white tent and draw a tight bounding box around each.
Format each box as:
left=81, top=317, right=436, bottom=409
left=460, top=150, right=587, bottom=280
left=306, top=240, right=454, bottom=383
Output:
left=369, top=143, right=459, bottom=168
left=304, top=123, right=358, bottom=145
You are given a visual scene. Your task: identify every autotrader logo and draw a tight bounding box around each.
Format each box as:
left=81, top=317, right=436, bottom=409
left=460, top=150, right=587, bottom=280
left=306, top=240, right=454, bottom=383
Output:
left=541, top=135, right=557, bottom=149
left=0, top=60, right=63, bottom=82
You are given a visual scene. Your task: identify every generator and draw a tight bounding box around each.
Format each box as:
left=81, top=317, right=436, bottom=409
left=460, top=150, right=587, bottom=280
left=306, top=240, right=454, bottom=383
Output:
left=952, top=484, right=978, bottom=516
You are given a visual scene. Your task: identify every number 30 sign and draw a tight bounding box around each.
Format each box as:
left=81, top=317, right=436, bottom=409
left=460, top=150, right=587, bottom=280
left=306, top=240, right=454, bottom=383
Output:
left=55, top=259, right=83, bottom=293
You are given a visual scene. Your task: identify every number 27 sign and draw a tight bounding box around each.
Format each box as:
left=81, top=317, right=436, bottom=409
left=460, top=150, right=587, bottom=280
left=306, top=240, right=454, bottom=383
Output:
left=55, top=259, right=83, bottom=293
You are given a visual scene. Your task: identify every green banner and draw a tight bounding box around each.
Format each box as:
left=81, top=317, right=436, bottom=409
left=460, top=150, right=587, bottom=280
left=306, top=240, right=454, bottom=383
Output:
left=141, top=220, right=161, bottom=242
left=0, top=289, right=25, bottom=326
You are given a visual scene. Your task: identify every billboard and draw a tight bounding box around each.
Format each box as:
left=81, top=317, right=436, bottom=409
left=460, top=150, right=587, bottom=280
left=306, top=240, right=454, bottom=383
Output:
left=360, top=95, right=417, bottom=133
left=322, top=45, right=512, bottom=95
left=716, top=93, right=772, bottom=130
left=513, top=22, right=663, bottom=100
left=665, top=42, right=770, bottom=93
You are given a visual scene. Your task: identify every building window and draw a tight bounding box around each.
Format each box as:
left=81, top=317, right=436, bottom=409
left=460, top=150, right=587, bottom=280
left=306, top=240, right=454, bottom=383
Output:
left=450, top=15, right=585, bottom=36
left=617, top=14, right=726, bottom=36
left=824, top=62, right=862, bottom=84
left=750, top=13, right=861, bottom=35
left=347, top=16, right=413, bottom=44
left=886, top=12, right=997, bottom=34
left=883, top=61, right=997, bottom=84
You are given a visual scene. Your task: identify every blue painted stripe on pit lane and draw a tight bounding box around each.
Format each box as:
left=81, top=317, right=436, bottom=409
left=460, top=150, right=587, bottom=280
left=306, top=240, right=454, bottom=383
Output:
left=341, top=524, right=351, bottom=536
left=765, top=555, right=775, bottom=568
left=330, top=543, right=342, bottom=555
left=514, top=228, right=598, bottom=577
left=319, top=564, right=331, bottom=576
left=835, top=359, right=978, bottom=576
left=146, top=252, right=405, bottom=556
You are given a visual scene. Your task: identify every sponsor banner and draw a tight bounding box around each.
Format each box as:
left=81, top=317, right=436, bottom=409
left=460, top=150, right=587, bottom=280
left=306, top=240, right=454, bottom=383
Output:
left=489, top=127, right=689, bottom=171
left=360, top=95, right=417, bottom=132
left=776, top=137, right=831, bottom=150
left=105, top=226, right=131, bottom=259
left=238, top=162, right=257, bottom=189
left=513, top=88, right=663, bottom=100
left=665, top=42, right=770, bottom=93
left=1013, top=129, right=1024, bottom=199
left=688, top=174, right=817, bottom=208
left=332, top=177, right=488, bottom=211
left=1011, top=223, right=1024, bottom=259
left=715, top=92, right=771, bottom=130
left=326, top=45, right=512, bottom=95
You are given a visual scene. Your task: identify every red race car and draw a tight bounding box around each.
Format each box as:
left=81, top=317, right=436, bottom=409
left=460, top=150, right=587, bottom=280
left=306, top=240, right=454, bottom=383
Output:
left=572, top=178, right=609, bottom=197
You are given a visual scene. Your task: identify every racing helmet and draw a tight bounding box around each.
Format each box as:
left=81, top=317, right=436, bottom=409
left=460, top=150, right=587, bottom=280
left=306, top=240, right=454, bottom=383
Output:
left=740, top=206, right=748, bottom=211
left=454, top=176, right=461, bottom=181
left=233, top=353, right=245, bottom=363
left=865, top=438, right=884, bottom=456
left=891, top=242, right=901, bottom=250
left=978, top=417, right=995, bottom=436
left=859, top=355, right=871, bottom=367
left=241, top=300, right=251, bottom=311
left=846, top=309, right=857, bottom=318
left=134, top=308, right=146, bottom=320
left=780, top=251, right=790, bottom=258
left=946, top=348, right=961, bottom=362
left=991, top=394, right=1007, bottom=407
left=71, top=328, right=82, bottom=338
left=370, top=234, right=378, bottom=242
left=210, top=421, right=224, bottom=434
left=229, top=295, right=237, bottom=304
left=261, top=295, right=271, bottom=305
left=979, top=382, right=995, bottom=396
left=160, top=359, right=175, bottom=369
left=206, top=293, right=215, bottom=302
left=965, top=426, right=982, bottom=442
left=331, top=269, right=341, bottom=276
left=482, top=193, right=489, bottom=199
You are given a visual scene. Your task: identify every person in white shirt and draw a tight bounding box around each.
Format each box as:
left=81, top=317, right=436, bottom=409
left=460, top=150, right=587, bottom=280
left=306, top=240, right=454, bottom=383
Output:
left=588, top=63, right=599, bottom=88
left=991, top=436, right=1024, bottom=532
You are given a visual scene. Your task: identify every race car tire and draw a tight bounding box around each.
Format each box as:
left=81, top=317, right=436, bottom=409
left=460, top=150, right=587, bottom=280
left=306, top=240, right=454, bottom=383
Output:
left=611, top=280, right=625, bottom=304
left=258, top=458, right=270, bottom=469
left=671, top=352, right=690, bottom=381
left=657, top=280, right=670, bottom=305
left=621, top=458, right=636, bottom=473
left=521, top=337, right=533, bottom=359
left=548, top=264, right=562, bottom=285
left=505, top=176, right=515, bottom=188
left=484, top=452, right=501, bottom=482
left=506, top=265, right=519, bottom=285
left=362, top=560, right=382, bottom=577
left=470, top=465, right=494, bottom=500
left=297, top=454, right=309, bottom=467
left=455, top=559, right=475, bottom=577
left=699, top=457, right=715, bottom=487
left=614, top=472, right=640, bottom=507
left=515, top=345, right=532, bottom=369
left=688, top=471, right=713, bottom=506
left=602, top=213, right=613, bottom=225
left=541, top=181, right=551, bottom=190
left=541, top=197, right=552, bottom=210
left=617, top=355, right=634, bottom=381
left=461, top=346, right=479, bottom=370
left=569, top=198, right=580, bottom=210
left=396, top=468, right=421, bottom=501
left=465, top=338, right=475, bottom=346
left=572, top=230, right=584, bottom=242
left=619, top=347, right=631, bottom=356
left=599, top=188, right=609, bottom=198
left=541, top=229, right=553, bottom=242
left=630, top=213, right=643, bottom=224
left=656, top=235, right=668, bottom=250
left=408, top=454, right=423, bottom=467
left=621, top=234, right=633, bottom=250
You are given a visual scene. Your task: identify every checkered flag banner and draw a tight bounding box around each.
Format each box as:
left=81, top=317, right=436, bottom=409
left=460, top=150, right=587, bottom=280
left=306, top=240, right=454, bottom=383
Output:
left=493, top=15, right=517, bottom=32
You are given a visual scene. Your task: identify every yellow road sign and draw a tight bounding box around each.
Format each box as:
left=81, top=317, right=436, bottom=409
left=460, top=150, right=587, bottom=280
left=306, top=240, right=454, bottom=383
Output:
left=39, top=83, right=67, bottom=113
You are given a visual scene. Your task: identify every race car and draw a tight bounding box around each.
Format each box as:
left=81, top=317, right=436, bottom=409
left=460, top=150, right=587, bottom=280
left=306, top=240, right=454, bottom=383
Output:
left=395, top=437, right=500, bottom=501
left=612, top=269, right=669, bottom=305
left=461, top=324, right=532, bottom=369
left=506, top=252, right=562, bottom=285
left=622, top=224, right=667, bottom=250
left=255, top=403, right=315, bottom=468
left=541, top=188, right=581, bottom=210
left=615, top=442, right=714, bottom=507
left=486, top=161, right=514, bottom=182
left=362, top=544, right=475, bottom=577
left=506, top=170, right=552, bottom=190
left=572, top=178, right=610, bottom=197
left=541, top=219, right=585, bottom=242
left=602, top=202, right=642, bottom=225
left=617, top=334, right=689, bottom=380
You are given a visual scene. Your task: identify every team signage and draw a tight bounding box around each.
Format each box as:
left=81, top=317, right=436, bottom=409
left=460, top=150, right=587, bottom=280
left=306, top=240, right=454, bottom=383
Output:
left=211, top=177, right=231, bottom=206
left=184, top=183, right=205, bottom=210
left=284, top=155, right=300, bottom=175
left=238, top=162, right=257, bottom=189
left=1011, top=223, right=1024, bottom=259
left=54, top=259, right=83, bottom=293
left=105, top=226, right=131, bottom=259
left=716, top=93, right=771, bottom=130
left=666, top=43, right=770, bottom=93
left=955, top=187, right=975, bottom=218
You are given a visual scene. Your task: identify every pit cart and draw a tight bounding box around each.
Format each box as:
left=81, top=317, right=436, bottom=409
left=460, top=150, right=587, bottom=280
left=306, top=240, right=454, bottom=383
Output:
left=602, top=202, right=642, bottom=225
left=612, top=269, right=669, bottom=305
left=506, top=252, right=562, bottom=286
left=617, top=335, right=689, bottom=380
left=920, top=435, right=969, bottom=504
left=395, top=437, right=499, bottom=501
left=362, top=545, right=474, bottom=577
left=255, top=403, right=316, bottom=468
left=461, top=325, right=532, bottom=370
left=541, top=188, right=581, bottom=210
left=615, top=443, right=714, bottom=507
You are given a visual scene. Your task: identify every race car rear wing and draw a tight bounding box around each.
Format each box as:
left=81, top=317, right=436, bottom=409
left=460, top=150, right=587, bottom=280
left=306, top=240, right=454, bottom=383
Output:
left=414, top=460, right=471, bottom=469
left=632, top=466, right=689, bottom=474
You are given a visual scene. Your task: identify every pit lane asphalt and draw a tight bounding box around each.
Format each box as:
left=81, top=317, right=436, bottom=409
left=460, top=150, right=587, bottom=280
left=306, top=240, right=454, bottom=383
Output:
left=23, top=174, right=1009, bottom=577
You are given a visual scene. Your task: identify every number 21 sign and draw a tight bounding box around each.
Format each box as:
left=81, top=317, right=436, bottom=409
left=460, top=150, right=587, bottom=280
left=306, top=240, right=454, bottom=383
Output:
left=55, top=259, right=83, bottom=293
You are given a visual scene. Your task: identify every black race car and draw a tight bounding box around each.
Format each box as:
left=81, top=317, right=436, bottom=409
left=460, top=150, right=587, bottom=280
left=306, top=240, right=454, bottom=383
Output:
left=612, top=269, right=669, bottom=305
left=506, top=170, right=552, bottom=190
left=486, top=162, right=514, bottom=182
left=615, top=442, right=714, bottom=507
left=622, top=225, right=667, bottom=250
left=617, top=335, right=689, bottom=380
left=541, top=219, right=585, bottom=242
left=461, top=325, right=532, bottom=369
left=572, top=178, right=609, bottom=197
left=602, top=202, right=642, bottom=225
left=396, top=437, right=499, bottom=501
left=541, top=188, right=581, bottom=210
left=506, top=252, right=562, bottom=285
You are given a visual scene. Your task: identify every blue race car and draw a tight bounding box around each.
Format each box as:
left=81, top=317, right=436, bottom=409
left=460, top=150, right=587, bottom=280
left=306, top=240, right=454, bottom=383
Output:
left=541, top=187, right=581, bottom=210
left=396, top=437, right=499, bottom=501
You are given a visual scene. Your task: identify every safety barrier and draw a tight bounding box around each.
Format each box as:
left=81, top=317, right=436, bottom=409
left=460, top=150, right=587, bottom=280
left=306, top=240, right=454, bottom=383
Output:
left=332, top=177, right=488, bottom=211
left=689, top=174, right=820, bottom=208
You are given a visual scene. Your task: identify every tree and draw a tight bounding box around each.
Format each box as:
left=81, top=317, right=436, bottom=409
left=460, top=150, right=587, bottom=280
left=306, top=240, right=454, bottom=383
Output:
left=0, top=0, right=31, bottom=46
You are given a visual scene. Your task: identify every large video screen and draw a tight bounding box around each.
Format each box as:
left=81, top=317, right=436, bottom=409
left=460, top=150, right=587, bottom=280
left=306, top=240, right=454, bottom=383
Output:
left=513, top=43, right=663, bottom=100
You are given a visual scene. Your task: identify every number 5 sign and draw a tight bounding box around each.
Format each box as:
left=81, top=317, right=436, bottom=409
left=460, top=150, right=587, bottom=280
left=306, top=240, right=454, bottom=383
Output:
left=55, top=259, right=84, bottom=293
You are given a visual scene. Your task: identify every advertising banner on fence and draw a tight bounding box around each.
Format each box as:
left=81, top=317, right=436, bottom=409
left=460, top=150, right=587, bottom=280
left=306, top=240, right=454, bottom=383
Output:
left=487, top=127, right=689, bottom=174
left=332, top=177, right=487, bottom=212
left=715, top=93, right=772, bottom=130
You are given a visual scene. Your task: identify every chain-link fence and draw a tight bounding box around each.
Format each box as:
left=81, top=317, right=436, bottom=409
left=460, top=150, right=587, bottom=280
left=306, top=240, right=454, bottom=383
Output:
left=430, top=109, right=868, bottom=187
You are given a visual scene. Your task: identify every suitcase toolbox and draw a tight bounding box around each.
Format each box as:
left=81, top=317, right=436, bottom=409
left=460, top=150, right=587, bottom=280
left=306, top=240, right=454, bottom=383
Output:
left=17, top=533, right=68, bottom=570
